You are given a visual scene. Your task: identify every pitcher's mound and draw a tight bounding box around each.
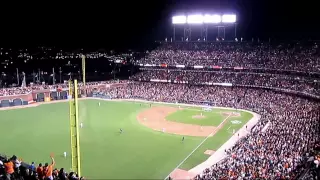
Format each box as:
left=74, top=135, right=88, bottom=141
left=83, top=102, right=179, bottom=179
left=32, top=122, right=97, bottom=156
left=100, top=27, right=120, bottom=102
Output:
left=170, top=169, right=197, bottom=180
left=192, top=115, right=206, bottom=119
left=137, top=106, right=218, bottom=137
left=204, top=150, right=216, bottom=155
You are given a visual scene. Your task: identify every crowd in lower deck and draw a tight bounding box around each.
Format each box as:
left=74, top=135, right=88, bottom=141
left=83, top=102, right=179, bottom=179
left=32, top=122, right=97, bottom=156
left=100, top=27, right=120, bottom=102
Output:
left=0, top=155, right=83, bottom=180
left=102, top=82, right=320, bottom=179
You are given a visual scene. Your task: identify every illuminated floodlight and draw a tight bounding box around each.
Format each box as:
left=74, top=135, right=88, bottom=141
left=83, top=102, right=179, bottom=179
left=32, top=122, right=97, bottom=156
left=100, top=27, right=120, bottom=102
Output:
left=187, top=15, right=204, bottom=24
left=172, top=16, right=187, bottom=24
left=222, top=14, right=236, bottom=23
left=203, top=14, right=221, bottom=23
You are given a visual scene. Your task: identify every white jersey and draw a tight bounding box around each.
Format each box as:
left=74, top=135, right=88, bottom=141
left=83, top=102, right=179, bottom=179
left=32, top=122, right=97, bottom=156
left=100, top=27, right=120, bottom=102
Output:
left=64, top=152, right=67, bottom=158
left=80, top=123, right=83, bottom=128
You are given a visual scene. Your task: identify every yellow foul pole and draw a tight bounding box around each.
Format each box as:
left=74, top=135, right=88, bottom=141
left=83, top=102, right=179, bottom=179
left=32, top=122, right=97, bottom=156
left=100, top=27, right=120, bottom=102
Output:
left=74, top=80, right=81, bottom=176
left=68, top=80, right=75, bottom=170
left=69, top=80, right=81, bottom=177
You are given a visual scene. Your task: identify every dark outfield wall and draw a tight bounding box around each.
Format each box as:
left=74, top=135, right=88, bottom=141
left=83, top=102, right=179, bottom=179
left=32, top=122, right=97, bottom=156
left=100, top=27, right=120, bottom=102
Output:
left=0, top=82, right=128, bottom=106
left=0, top=90, right=51, bottom=103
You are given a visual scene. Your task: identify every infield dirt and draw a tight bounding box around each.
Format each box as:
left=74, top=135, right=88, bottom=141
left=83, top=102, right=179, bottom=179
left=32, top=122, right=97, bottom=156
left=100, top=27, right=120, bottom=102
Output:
left=137, top=106, right=219, bottom=137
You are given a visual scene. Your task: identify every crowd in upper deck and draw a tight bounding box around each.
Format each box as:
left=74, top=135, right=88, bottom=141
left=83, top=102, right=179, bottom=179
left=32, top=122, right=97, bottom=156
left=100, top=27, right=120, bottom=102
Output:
left=137, top=42, right=320, bottom=72
left=131, top=70, right=320, bottom=96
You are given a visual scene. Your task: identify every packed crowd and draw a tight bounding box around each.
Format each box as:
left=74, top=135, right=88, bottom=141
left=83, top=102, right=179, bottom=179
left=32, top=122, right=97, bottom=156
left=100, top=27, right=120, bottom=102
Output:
left=132, top=70, right=320, bottom=96
left=0, top=80, right=129, bottom=97
left=103, top=82, right=320, bottom=179
left=138, top=42, right=320, bottom=72
left=300, top=145, right=320, bottom=180
left=0, top=155, right=83, bottom=180
left=0, top=88, right=32, bottom=97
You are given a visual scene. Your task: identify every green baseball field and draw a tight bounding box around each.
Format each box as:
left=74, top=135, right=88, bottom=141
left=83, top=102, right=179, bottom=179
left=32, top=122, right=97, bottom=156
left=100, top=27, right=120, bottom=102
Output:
left=0, top=99, right=253, bottom=179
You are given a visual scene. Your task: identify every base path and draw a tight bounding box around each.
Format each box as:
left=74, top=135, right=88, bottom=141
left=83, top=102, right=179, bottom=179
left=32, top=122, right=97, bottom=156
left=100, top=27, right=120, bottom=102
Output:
left=137, top=106, right=218, bottom=137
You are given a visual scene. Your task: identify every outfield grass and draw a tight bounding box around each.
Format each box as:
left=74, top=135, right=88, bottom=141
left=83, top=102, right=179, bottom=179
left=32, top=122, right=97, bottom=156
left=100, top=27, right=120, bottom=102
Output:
left=0, top=99, right=253, bottom=179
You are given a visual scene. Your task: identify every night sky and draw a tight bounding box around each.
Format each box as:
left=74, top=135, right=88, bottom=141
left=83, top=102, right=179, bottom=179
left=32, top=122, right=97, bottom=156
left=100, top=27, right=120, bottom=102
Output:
left=2, top=0, right=320, bottom=49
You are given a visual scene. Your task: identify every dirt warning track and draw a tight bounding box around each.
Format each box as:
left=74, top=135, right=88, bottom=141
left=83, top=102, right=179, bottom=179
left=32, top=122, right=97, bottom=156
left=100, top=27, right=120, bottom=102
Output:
left=137, top=106, right=220, bottom=137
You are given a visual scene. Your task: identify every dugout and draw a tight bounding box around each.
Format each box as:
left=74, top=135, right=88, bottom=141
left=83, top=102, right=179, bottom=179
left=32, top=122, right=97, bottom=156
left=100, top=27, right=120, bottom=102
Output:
left=12, top=98, right=23, bottom=106
left=36, top=93, right=45, bottom=102
left=92, top=91, right=98, bottom=97
left=90, top=88, right=98, bottom=97
left=0, top=99, right=10, bottom=107
left=60, top=91, right=68, bottom=99
left=22, top=101, right=28, bottom=105
left=189, top=100, right=215, bottom=106
left=50, top=91, right=58, bottom=100
left=87, top=91, right=93, bottom=97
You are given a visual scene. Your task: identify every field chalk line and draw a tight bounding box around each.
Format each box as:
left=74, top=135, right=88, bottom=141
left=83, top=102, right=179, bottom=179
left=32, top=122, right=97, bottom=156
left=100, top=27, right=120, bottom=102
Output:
left=163, top=114, right=231, bottom=180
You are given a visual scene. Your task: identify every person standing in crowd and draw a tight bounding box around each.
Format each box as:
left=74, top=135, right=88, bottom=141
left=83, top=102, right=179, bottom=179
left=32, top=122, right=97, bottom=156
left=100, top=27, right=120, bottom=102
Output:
left=29, top=162, right=36, bottom=172
left=43, top=155, right=55, bottom=180
left=37, top=163, right=44, bottom=180
left=4, top=158, right=14, bottom=180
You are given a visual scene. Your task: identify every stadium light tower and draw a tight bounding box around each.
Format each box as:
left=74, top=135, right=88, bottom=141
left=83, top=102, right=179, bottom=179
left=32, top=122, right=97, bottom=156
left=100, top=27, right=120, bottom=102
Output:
left=172, top=13, right=237, bottom=41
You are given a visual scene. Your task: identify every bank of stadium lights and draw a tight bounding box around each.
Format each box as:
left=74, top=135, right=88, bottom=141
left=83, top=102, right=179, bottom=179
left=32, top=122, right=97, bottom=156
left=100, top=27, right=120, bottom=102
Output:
left=171, top=14, right=237, bottom=41
left=172, top=14, right=236, bottom=24
left=204, top=15, right=222, bottom=23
